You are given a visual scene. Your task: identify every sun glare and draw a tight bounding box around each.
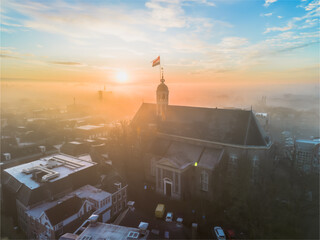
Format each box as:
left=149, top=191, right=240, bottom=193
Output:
left=116, top=71, right=128, bottom=83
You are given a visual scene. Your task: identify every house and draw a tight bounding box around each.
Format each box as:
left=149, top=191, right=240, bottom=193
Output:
left=24, top=185, right=113, bottom=239
left=28, top=196, right=91, bottom=239
left=2, top=154, right=98, bottom=236
left=132, top=75, right=272, bottom=201
left=75, top=124, right=108, bottom=139
left=60, top=141, right=90, bottom=157
left=294, top=138, right=320, bottom=174
left=61, top=221, right=149, bottom=240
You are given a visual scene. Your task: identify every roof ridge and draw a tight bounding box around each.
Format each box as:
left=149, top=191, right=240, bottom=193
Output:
left=243, top=112, right=252, bottom=145
left=196, top=147, right=206, bottom=165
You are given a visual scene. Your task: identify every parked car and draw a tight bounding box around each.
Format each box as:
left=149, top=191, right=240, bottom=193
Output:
left=213, top=226, right=226, bottom=240
left=225, top=229, right=236, bottom=239
left=176, top=217, right=183, bottom=227
left=155, top=204, right=165, bottom=218
left=165, top=212, right=173, bottom=222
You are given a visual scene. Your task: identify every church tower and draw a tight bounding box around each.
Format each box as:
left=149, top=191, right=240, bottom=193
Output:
left=156, top=68, right=169, bottom=119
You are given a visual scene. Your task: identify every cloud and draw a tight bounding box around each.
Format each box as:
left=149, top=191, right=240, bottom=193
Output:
left=264, top=22, right=293, bottom=33
left=0, top=54, right=21, bottom=59
left=277, top=16, right=283, bottom=19
left=261, top=13, right=273, bottom=17
left=0, top=27, right=14, bottom=33
left=264, top=0, right=278, bottom=7
left=49, top=61, right=83, bottom=66
left=264, top=3, right=319, bottom=33
left=1, top=20, right=23, bottom=27
left=276, top=41, right=319, bottom=53
left=3, top=0, right=226, bottom=45
left=218, top=37, right=248, bottom=49
left=145, top=0, right=187, bottom=31
left=304, top=0, right=320, bottom=11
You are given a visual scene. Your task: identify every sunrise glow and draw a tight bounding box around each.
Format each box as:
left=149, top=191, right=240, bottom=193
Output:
left=116, top=71, right=128, bottom=83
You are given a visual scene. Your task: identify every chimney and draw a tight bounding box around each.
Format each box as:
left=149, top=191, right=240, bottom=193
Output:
left=3, top=153, right=11, bottom=161
left=88, top=214, right=99, bottom=227
left=39, top=146, right=46, bottom=154
left=138, top=222, right=148, bottom=236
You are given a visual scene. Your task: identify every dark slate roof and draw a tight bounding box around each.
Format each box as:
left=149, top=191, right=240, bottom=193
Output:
left=132, top=103, right=269, bottom=147
left=45, top=196, right=83, bottom=226
left=60, top=142, right=89, bottom=156
left=149, top=138, right=224, bottom=170
left=198, top=148, right=224, bottom=170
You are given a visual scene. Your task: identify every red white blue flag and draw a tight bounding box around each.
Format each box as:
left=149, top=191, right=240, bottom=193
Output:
left=152, top=56, right=160, bottom=67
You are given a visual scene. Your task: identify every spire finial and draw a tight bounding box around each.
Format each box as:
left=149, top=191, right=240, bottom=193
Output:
left=160, top=67, right=165, bottom=83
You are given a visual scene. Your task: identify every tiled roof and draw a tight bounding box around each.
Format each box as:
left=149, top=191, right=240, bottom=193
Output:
left=45, top=196, right=83, bottom=226
left=132, top=103, right=269, bottom=147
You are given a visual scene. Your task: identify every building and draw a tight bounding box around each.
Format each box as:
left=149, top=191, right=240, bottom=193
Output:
left=255, top=112, right=269, bottom=132
left=26, top=195, right=91, bottom=239
left=62, top=221, right=149, bottom=240
left=100, top=174, right=128, bottom=219
left=75, top=124, right=109, bottom=139
left=132, top=75, right=272, bottom=201
left=60, top=141, right=90, bottom=157
left=2, top=153, right=98, bottom=237
left=294, top=139, right=320, bottom=174
left=24, top=185, right=112, bottom=239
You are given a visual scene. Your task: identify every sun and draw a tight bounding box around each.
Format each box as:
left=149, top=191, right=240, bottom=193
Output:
left=116, top=71, right=128, bottom=83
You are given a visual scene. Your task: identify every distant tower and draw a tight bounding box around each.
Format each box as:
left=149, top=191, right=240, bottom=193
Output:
left=156, top=68, right=169, bottom=119
left=98, top=90, right=103, bottom=101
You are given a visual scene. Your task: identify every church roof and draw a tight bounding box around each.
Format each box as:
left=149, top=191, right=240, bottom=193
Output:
left=132, top=103, right=270, bottom=147
left=149, top=138, right=224, bottom=170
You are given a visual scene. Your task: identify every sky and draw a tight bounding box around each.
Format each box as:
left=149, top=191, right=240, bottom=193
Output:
left=0, top=0, right=319, bottom=91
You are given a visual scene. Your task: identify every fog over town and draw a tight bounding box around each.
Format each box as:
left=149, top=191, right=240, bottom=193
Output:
left=1, top=0, right=319, bottom=239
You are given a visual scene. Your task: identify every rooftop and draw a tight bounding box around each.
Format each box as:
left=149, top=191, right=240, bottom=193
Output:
left=150, top=138, right=224, bottom=170
left=27, top=185, right=111, bottom=219
left=76, top=125, right=104, bottom=131
left=132, top=103, right=270, bottom=147
left=296, top=139, right=320, bottom=145
left=74, top=185, right=111, bottom=201
left=45, top=196, right=83, bottom=226
left=4, top=154, right=96, bottom=190
left=77, top=222, right=149, bottom=240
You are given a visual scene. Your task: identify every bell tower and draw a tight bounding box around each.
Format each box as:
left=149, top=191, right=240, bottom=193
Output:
left=156, top=68, right=169, bottom=120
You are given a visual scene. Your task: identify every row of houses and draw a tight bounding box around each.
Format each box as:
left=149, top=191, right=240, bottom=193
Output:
left=2, top=153, right=127, bottom=239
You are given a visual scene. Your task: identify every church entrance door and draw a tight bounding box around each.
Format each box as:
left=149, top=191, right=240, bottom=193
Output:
left=164, top=178, right=172, bottom=197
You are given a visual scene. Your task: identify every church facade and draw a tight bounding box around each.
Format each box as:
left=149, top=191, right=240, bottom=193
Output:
left=132, top=75, right=272, bottom=201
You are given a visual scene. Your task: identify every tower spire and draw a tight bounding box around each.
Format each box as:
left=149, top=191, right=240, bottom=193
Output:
left=160, top=67, right=165, bottom=83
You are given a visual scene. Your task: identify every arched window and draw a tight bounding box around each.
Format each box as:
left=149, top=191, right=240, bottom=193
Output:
left=201, top=171, right=208, bottom=192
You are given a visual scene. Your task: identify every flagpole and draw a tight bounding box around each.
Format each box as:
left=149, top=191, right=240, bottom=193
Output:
left=159, top=55, right=161, bottom=81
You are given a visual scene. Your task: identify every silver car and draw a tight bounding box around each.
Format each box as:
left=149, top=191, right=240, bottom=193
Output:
left=213, top=226, right=226, bottom=240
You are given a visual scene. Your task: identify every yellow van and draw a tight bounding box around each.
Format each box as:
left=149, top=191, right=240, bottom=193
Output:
left=155, top=204, right=165, bottom=218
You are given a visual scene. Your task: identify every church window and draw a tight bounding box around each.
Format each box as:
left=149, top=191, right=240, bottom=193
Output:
left=174, top=172, right=179, bottom=193
left=151, top=159, right=156, bottom=176
left=229, top=154, right=238, bottom=164
left=201, top=171, right=208, bottom=192
left=157, top=168, right=162, bottom=189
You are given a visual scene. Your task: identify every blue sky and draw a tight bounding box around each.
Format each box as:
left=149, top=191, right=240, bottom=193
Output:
left=0, top=0, right=319, bottom=85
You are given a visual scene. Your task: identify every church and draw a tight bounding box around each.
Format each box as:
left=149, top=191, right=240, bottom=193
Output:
left=132, top=74, right=272, bottom=201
